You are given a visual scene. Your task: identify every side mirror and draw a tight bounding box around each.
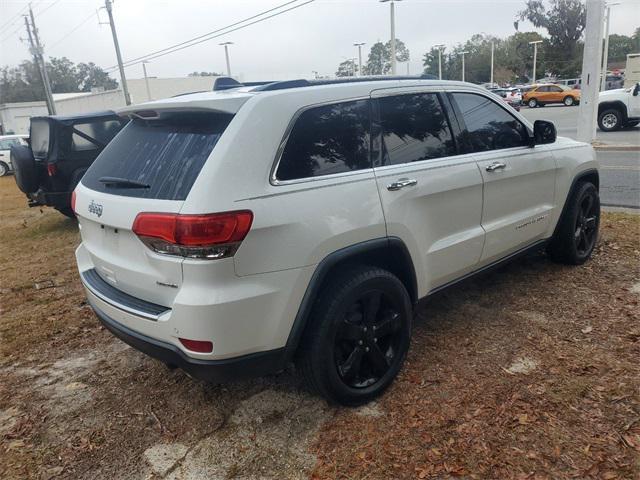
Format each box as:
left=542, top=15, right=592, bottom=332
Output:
left=633, top=83, right=639, bottom=97
left=532, top=120, right=556, bottom=145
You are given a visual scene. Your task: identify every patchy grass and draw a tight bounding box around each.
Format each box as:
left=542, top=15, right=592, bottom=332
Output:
left=0, top=175, right=638, bottom=479
left=312, top=213, right=640, bottom=479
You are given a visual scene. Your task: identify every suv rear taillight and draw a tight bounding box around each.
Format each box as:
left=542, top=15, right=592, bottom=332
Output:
left=132, top=210, right=253, bottom=259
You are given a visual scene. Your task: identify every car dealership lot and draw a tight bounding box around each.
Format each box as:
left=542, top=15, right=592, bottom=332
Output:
left=0, top=174, right=639, bottom=478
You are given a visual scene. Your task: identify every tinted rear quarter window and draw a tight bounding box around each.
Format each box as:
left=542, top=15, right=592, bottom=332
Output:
left=276, top=99, right=370, bottom=181
left=377, top=93, right=455, bottom=165
left=82, top=112, right=232, bottom=200
left=452, top=93, right=528, bottom=152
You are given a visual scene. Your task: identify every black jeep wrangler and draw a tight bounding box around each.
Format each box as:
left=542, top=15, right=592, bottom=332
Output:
left=11, top=111, right=127, bottom=218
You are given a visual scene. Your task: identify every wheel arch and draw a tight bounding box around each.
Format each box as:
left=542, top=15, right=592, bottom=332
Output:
left=598, top=101, right=628, bottom=121
left=551, top=168, right=599, bottom=240
left=283, top=237, right=418, bottom=363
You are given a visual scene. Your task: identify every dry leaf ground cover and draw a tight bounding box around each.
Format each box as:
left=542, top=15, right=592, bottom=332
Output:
left=0, top=175, right=638, bottom=479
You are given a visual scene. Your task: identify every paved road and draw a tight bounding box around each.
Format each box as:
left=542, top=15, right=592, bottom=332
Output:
left=520, top=104, right=640, bottom=145
left=597, top=151, right=640, bottom=208
left=520, top=105, right=640, bottom=208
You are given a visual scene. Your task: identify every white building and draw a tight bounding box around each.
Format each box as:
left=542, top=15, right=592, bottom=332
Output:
left=0, top=76, right=218, bottom=134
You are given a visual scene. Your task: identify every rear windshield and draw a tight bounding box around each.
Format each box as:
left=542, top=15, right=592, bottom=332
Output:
left=30, top=119, right=50, bottom=159
left=82, top=112, right=232, bottom=200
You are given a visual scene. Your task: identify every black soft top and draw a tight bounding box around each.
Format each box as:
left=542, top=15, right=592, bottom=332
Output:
left=31, top=110, right=120, bottom=126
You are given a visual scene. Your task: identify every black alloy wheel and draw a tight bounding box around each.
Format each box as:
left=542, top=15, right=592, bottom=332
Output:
left=334, top=290, right=403, bottom=388
left=574, top=189, right=598, bottom=257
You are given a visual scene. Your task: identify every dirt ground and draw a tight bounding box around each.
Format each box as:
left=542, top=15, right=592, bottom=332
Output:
left=0, top=175, right=638, bottom=480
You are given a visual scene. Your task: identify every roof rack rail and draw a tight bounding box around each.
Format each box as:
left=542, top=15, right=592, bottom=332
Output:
left=212, top=74, right=439, bottom=92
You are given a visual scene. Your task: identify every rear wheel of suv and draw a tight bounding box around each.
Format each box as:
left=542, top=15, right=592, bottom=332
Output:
left=547, top=182, right=600, bottom=265
left=598, top=108, right=623, bottom=131
left=299, top=265, right=412, bottom=406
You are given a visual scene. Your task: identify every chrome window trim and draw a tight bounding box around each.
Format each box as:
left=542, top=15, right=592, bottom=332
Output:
left=269, top=96, right=371, bottom=186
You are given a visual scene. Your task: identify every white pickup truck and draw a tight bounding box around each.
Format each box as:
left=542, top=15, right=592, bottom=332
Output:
left=597, top=82, right=640, bottom=131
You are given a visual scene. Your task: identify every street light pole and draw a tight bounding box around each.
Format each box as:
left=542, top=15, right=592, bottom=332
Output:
left=434, top=44, right=445, bottom=80
left=460, top=51, right=469, bottom=82
left=142, top=61, right=152, bottom=101
left=354, top=42, right=365, bottom=76
left=219, top=42, right=233, bottom=77
left=380, top=0, right=402, bottom=75
left=600, top=2, right=620, bottom=91
left=529, top=40, right=543, bottom=83
left=490, top=42, right=495, bottom=85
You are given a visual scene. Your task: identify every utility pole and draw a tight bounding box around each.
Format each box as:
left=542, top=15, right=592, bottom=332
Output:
left=220, top=42, right=233, bottom=76
left=529, top=40, right=543, bottom=83
left=460, top=51, right=469, bottom=82
left=577, top=0, right=606, bottom=143
left=142, top=61, right=152, bottom=101
left=354, top=42, right=365, bottom=76
left=600, top=2, right=620, bottom=91
left=490, top=42, right=495, bottom=86
left=434, top=44, right=445, bottom=80
left=26, top=8, right=56, bottom=114
left=105, top=0, right=131, bottom=105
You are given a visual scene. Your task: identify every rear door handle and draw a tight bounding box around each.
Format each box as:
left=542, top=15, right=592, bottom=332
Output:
left=485, top=162, right=506, bottom=172
left=387, top=178, right=417, bottom=191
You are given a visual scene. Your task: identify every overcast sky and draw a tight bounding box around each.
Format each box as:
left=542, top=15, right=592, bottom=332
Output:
left=1, top=0, right=639, bottom=82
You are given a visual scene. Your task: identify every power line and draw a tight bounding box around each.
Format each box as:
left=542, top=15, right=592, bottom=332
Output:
left=34, top=0, right=63, bottom=18
left=107, top=0, right=300, bottom=69
left=0, top=3, right=30, bottom=31
left=106, top=0, right=315, bottom=71
left=48, top=11, right=98, bottom=50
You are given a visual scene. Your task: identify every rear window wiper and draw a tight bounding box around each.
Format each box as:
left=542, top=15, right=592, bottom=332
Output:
left=98, top=176, right=150, bottom=189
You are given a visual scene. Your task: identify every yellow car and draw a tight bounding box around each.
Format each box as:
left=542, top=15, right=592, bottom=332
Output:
left=523, top=84, right=581, bottom=108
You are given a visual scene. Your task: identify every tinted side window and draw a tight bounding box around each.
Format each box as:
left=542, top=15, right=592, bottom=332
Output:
left=549, top=85, right=563, bottom=93
left=452, top=93, right=528, bottom=152
left=276, top=100, right=370, bottom=181
left=536, top=86, right=548, bottom=93
left=378, top=93, right=455, bottom=166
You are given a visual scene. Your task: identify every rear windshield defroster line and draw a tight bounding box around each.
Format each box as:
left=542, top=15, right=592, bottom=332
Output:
left=81, top=112, right=233, bottom=200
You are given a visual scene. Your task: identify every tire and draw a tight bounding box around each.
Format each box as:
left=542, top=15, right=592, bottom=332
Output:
left=298, top=265, right=412, bottom=406
left=547, top=182, right=600, bottom=265
left=10, top=145, right=39, bottom=193
left=0, top=162, right=8, bottom=177
left=563, top=96, right=575, bottom=106
left=527, top=98, right=538, bottom=108
left=598, top=108, right=623, bottom=132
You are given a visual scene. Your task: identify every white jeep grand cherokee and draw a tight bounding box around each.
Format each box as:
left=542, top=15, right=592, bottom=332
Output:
left=74, top=77, right=600, bottom=405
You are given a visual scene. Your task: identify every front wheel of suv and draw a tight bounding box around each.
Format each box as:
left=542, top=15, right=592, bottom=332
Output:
left=547, top=181, right=600, bottom=265
left=299, top=265, right=412, bottom=406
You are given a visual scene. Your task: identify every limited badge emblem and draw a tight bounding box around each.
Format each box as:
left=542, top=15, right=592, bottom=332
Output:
left=88, top=200, right=103, bottom=217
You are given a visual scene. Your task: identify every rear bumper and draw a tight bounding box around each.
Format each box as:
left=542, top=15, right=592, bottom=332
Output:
left=89, top=296, right=287, bottom=382
left=27, top=189, right=70, bottom=209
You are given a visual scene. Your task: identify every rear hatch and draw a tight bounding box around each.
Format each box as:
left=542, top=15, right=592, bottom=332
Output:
left=76, top=110, right=234, bottom=307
